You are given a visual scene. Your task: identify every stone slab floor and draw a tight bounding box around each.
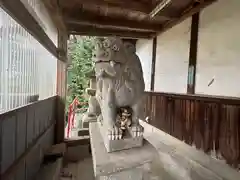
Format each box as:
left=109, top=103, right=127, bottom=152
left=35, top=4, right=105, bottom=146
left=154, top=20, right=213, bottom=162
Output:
left=60, top=158, right=94, bottom=180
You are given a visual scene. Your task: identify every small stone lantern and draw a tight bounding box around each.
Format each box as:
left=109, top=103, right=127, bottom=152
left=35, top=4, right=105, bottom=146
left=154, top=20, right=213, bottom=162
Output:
left=82, top=70, right=100, bottom=128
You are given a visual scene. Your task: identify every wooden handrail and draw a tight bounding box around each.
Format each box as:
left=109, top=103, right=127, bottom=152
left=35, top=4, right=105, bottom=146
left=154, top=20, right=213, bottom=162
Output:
left=145, top=91, right=240, bottom=105
left=143, top=91, right=240, bottom=168
left=0, top=96, right=57, bottom=179
left=0, top=96, right=57, bottom=117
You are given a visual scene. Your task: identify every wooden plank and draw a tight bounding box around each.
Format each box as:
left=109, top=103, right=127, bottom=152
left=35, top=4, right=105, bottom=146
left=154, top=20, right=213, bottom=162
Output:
left=60, top=0, right=175, bottom=20
left=55, top=30, right=68, bottom=144
left=0, top=119, right=2, bottom=175
left=65, top=16, right=162, bottom=32
left=143, top=91, right=240, bottom=169
left=55, top=63, right=67, bottom=144
left=0, top=0, right=62, bottom=61
left=187, top=13, right=199, bottom=94
left=144, top=91, right=240, bottom=105
left=149, top=0, right=172, bottom=18
left=1, top=123, right=55, bottom=180
left=1, top=115, right=16, bottom=174
left=150, top=37, right=157, bottom=91
left=68, top=24, right=155, bottom=39
left=0, top=97, right=56, bottom=179
left=59, top=0, right=152, bottom=14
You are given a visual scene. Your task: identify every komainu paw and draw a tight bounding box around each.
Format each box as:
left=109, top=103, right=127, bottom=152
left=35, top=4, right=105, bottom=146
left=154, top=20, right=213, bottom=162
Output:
left=130, top=125, right=144, bottom=137
left=107, top=126, right=123, bottom=140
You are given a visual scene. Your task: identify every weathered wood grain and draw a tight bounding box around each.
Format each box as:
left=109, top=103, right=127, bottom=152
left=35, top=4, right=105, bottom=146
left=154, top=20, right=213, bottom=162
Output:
left=143, top=91, right=240, bottom=168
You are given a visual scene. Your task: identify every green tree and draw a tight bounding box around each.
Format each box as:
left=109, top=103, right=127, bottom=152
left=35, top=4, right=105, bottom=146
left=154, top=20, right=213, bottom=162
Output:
left=66, top=36, right=95, bottom=112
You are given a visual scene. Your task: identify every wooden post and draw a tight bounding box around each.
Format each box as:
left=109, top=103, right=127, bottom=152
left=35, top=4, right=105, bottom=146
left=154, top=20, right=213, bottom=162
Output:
left=55, top=30, right=68, bottom=143
left=187, top=13, right=199, bottom=94
left=150, top=37, right=157, bottom=91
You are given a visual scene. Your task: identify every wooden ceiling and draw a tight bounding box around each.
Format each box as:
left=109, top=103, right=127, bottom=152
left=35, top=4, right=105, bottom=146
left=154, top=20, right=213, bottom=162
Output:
left=46, top=0, right=217, bottom=39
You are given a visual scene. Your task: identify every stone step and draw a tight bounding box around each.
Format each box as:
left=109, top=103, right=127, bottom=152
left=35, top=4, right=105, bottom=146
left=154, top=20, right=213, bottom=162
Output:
left=64, top=136, right=91, bottom=162
left=78, top=128, right=89, bottom=136
left=35, top=157, right=63, bottom=180
left=34, top=143, right=66, bottom=180
left=65, top=144, right=91, bottom=163
left=64, top=136, right=90, bottom=147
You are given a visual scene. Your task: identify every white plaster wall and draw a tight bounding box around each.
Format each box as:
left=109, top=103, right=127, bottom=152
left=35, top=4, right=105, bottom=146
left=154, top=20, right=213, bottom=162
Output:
left=136, top=39, right=153, bottom=91
left=154, top=19, right=191, bottom=93
left=196, top=0, right=240, bottom=97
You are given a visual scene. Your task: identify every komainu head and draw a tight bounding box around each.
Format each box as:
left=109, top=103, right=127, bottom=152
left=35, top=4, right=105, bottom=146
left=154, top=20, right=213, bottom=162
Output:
left=93, top=37, right=130, bottom=78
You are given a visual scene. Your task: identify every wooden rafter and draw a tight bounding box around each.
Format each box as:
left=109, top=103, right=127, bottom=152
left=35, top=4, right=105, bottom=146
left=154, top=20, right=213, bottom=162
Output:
left=68, top=24, right=155, bottom=39
left=59, top=0, right=216, bottom=37
left=59, top=0, right=177, bottom=20
left=149, top=0, right=173, bottom=18
left=65, top=13, right=162, bottom=32
left=59, top=0, right=152, bottom=13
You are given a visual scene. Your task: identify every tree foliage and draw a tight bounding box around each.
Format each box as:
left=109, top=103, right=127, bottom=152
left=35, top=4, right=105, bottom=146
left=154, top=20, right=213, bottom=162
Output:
left=66, top=36, right=95, bottom=111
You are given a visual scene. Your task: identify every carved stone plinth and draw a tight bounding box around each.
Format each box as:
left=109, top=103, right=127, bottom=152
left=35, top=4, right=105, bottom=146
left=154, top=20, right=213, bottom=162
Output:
left=82, top=113, right=97, bottom=128
left=98, top=122, right=143, bottom=153
left=89, top=122, right=161, bottom=180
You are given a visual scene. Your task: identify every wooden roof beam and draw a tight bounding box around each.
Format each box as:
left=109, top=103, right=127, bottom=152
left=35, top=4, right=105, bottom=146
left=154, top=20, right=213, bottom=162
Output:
left=59, top=0, right=174, bottom=20
left=65, top=15, right=162, bottom=32
left=59, top=0, right=151, bottom=14
left=149, top=0, right=173, bottom=18
left=67, top=24, right=155, bottom=39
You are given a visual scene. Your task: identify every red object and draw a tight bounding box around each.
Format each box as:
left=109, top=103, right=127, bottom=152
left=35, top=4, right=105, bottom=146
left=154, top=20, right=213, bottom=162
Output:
left=67, top=97, right=80, bottom=138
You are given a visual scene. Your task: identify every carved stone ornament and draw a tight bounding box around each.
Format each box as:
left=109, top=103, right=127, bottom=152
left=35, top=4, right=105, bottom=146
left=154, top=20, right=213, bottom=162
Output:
left=93, top=37, right=145, bottom=141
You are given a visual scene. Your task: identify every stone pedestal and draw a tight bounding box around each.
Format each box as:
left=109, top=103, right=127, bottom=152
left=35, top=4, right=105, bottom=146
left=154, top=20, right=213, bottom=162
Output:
left=82, top=78, right=99, bottom=128
left=89, top=122, right=161, bottom=180
left=98, top=122, right=143, bottom=152
left=82, top=113, right=97, bottom=128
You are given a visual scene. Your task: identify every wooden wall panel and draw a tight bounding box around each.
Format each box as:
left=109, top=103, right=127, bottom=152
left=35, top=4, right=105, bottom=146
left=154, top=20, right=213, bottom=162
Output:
left=0, top=96, right=56, bottom=180
left=55, top=30, right=68, bottom=143
left=143, top=91, right=240, bottom=168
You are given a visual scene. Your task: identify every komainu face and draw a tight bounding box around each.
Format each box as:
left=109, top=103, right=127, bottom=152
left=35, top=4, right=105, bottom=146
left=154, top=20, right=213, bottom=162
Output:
left=93, top=37, right=128, bottom=78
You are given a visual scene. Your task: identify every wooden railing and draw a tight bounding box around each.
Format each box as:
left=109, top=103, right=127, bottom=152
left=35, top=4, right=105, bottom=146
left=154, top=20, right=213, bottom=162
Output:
left=143, top=91, right=240, bottom=167
left=0, top=96, right=57, bottom=180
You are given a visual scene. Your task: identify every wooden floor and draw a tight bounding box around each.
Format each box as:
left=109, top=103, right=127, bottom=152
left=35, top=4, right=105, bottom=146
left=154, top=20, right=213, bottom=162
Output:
left=60, top=158, right=94, bottom=180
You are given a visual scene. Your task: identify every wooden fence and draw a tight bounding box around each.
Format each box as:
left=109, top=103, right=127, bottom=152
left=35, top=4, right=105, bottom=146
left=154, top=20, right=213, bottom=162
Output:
left=143, top=91, right=240, bottom=167
left=0, top=96, right=56, bottom=180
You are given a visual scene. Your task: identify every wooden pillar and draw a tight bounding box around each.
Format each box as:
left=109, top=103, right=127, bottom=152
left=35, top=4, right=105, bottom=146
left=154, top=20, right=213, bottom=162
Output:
left=187, top=13, right=199, bottom=94
left=55, top=30, right=68, bottom=143
left=150, top=37, right=157, bottom=91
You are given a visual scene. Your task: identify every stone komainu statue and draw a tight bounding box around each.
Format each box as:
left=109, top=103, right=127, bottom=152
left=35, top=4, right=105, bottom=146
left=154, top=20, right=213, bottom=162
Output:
left=93, top=37, right=145, bottom=140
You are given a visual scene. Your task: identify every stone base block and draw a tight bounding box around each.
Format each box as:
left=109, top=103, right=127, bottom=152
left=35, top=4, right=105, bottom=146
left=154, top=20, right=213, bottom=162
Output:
left=98, top=122, right=143, bottom=152
left=82, top=113, right=97, bottom=128
left=89, top=122, right=161, bottom=180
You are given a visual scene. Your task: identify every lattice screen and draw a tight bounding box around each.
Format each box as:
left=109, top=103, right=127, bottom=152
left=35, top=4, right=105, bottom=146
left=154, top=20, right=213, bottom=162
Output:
left=0, top=5, right=57, bottom=113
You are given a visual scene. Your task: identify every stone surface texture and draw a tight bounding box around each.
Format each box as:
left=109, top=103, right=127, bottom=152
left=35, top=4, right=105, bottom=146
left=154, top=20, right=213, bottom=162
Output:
left=89, top=121, right=240, bottom=180
left=92, top=37, right=145, bottom=150
left=89, top=122, right=163, bottom=180
left=82, top=70, right=100, bottom=128
left=98, top=122, right=143, bottom=152
left=140, top=120, right=240, bottom=180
